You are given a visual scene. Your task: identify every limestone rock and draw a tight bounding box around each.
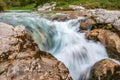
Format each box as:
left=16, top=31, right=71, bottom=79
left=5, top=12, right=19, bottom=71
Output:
left=88, top=9, right=120, bottom=32
left=113, top=19, right=120, bottom=31
left=89, top=59, right=120, bottom=80
left=80, top=18, right=95, bottom=30
left=0, top=22, right=72, bottom=80
left=0, top=22, right=38, bottom=61
left=52, top=13, right=69, bottom=21
left=86, top=29, right=120, bottom=60
left=69, top=5, right=85, bottom=10
left=0, top=55, right=72, bottom=80
left=37, top=2, right=56, bottom=11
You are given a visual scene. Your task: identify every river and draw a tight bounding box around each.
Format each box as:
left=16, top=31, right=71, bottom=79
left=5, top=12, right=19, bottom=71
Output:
left=0, top=11, right=108, bottom=80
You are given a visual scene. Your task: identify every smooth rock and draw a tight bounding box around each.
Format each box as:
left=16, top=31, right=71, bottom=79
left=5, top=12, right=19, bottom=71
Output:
left=89, top=59, right=120, bottom=80
left=80, top=18, right=95, bottom=30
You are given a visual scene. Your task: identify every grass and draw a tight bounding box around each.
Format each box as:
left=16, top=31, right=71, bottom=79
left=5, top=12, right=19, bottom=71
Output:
left=7, top=0, right=120, bottom=10
left=55, top=0, right=120, bottom=10
left=8, top=3, right=36, bottom=10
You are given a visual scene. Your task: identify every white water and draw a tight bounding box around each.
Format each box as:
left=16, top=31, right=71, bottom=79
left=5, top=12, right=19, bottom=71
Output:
left=0, top=13, right=108, bottom=80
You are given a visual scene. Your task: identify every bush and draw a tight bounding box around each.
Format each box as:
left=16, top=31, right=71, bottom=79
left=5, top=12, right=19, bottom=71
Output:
left=0, top=0, right=6, bottom=8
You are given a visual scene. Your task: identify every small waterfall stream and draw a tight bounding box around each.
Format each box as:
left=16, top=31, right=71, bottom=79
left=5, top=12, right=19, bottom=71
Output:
left=0, top=12, right=108, bottom=80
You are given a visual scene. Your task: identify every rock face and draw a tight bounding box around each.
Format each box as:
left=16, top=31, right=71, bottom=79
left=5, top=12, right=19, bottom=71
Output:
left=89, top=59, right=120, bottom=80
left=0, top=23, right=37, bottom=61
left=86, top=29, right=120, bottom=60
left=0, top=23, right=72, bottom=80
left=88, top=9, right=120, bottom=32
left=88, top=9, right=120, bottom=24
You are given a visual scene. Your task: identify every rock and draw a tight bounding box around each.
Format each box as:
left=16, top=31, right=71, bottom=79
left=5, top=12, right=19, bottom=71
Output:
left=63, top=11, right=88, bottom=19
left=89, top=59, right=120, bottom=80
left=69, top=5, right=85, bottom=10
left=39, top=10, right=88, bottom=21
left=88, top=9, right=120, bottom=32
left=86, top=29, right=120, bottom=60
left=88, top=9, right=120, bottom=23
left=54, top=7, right=74, bottom=11
left=0, top=23, right=38, bottom=61
left=0, top=55, right=72, bottom=80
left=52, top=13, right=69, bottom=21
left=80, top=18, right=95, bottom=30
left=37, top=2, right=56, bottom=11
left=0, top=23, right=72, bottom=80
left=113, top=19, right=120, bottom=31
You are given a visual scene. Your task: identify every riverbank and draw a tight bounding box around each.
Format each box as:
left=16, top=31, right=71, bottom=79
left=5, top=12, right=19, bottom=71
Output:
left=0, top=0, right=120, bottom=11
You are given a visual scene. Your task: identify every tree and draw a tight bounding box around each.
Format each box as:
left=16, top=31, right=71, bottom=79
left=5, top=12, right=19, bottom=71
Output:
left=0, top=0, right=6, bottom=11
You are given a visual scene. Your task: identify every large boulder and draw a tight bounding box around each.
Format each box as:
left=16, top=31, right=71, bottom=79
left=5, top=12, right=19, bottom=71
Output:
left=0, top=22, right=37, bottom=61
left=0, top=23, right=72, bottom=80
left=86, top=29, right=120, bottom=60
left=89, top=59, right=120, bottom=80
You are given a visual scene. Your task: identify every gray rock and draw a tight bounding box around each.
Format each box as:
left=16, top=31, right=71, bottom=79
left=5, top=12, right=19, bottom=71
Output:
left=69, top=5, right=85, bottom=10
left=113, top=19, right=120, bottom=30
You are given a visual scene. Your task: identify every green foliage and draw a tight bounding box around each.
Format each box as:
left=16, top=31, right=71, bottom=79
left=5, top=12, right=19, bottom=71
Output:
left=8, top=3, right=36, bottom=10
left=0, top=0, right=7, bottom=8
left=3, top=0, right=120, bottom=10
left=56, top=0, right=120, bottom=10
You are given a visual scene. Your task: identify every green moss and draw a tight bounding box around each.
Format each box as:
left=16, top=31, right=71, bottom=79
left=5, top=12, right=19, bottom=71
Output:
left=7, top=3, right=36, bottom=10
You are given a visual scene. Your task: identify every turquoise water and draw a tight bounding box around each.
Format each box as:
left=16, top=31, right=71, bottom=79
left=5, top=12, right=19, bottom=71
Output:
left=0, top=12, right=108, bottom=80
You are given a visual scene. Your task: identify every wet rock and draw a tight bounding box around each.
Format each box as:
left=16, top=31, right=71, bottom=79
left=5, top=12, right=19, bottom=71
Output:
left=80, top=18, right=95, bottom=30
left=52, top=13, right=69, bottom=21
left=0, top=22, right=72, bottom=80
left=89, top=59, right=120, bottom=80
left=86, top=29, right=120, bottom=60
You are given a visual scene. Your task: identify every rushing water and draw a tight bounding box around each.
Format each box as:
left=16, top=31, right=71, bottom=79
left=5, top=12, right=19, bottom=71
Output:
left=0, top=12, right=108, bottom=80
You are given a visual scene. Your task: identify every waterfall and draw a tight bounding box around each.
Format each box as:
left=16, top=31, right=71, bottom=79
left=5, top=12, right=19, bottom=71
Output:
left=0, top=12, right=108, bottom=80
